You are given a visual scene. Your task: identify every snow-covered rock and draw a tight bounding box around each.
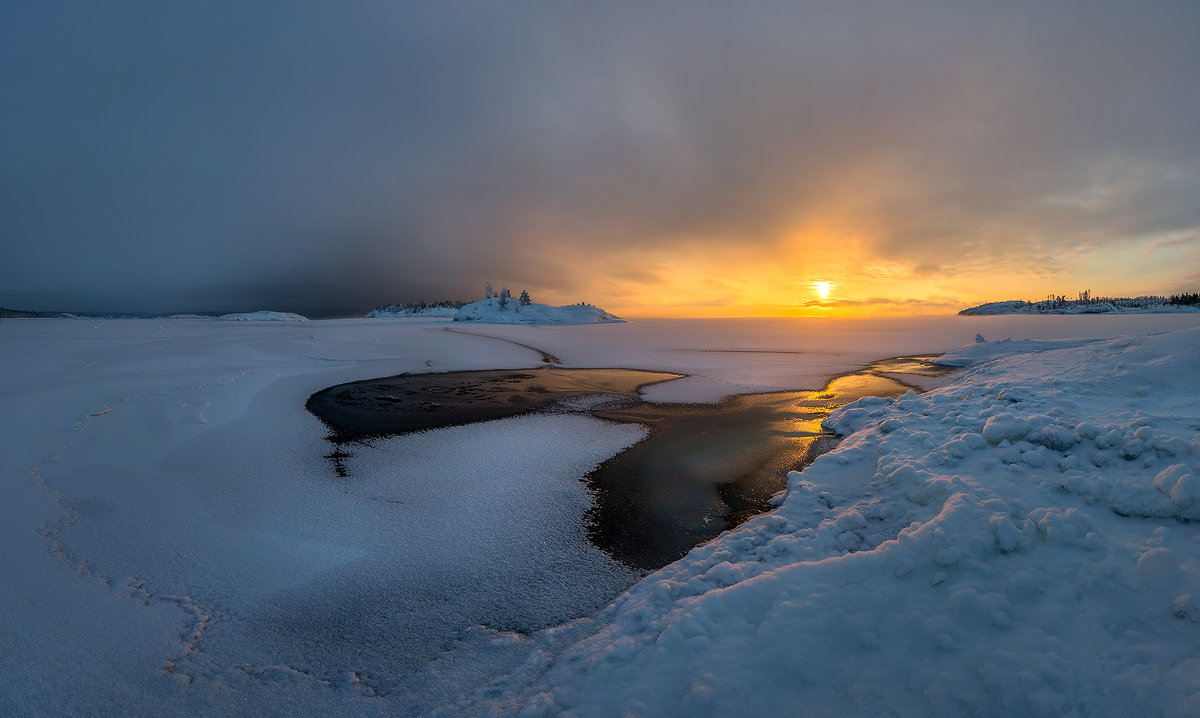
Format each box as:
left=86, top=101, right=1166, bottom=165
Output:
left=453, top=297, right=623, bottom=325
left=215, top=311, right=309, bottom=322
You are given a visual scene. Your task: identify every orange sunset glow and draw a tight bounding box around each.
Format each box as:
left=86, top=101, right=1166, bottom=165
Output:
left=519, top=222, right=1200, bottom=319
left=3, top=2, right=1196, bottom=321
left=6, top=4, right=1200, bottom=717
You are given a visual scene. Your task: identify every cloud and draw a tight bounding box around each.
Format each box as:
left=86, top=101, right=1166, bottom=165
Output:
left=2, top=1, right=1198, bottom=314
left=798, top=297, right=961, bottom=310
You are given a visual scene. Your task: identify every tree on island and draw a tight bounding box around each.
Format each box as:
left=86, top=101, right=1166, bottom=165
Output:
left=497, top=287, right=511, bottom=309
left=518, top=290, right=532, bottom=306
left=484, top=282, right=494, bottom=299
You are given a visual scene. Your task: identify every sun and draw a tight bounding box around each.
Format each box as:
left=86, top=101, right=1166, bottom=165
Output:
left=814, top=281, right=831, bottom=299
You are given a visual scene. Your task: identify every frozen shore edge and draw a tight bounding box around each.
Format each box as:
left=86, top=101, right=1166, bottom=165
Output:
left=459, top=328, right=1200, bottom=717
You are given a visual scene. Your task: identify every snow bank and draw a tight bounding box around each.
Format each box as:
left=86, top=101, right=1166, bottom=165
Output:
left=215, top=311, right=309, bottom=322
left=453, top=298, right=623, bottom=325
left=467, top=329, right=1200, bottom=716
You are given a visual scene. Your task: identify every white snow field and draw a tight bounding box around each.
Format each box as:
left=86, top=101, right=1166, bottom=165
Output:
left=2, top=313, right=1200, bottom=716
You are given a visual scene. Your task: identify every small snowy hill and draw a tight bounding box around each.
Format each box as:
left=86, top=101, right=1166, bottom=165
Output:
left=453, top=297, right=624, bottom=325
left=214, top=311, right=309, bottom=322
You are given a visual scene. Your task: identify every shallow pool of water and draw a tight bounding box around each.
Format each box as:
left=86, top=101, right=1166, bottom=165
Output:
left=308, top=357, right=954, bottom=570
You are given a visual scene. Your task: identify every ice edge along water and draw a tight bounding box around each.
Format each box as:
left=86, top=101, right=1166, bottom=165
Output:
left=461, top=328, right=1200, bottom=718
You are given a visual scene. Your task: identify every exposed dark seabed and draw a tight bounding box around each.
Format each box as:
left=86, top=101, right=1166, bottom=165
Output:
left=307, top=357, right=955, bottom=570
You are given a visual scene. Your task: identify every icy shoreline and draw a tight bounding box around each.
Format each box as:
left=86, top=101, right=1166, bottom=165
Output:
left=4, top=316, right=1200, bottom=716
left=459, top=328, right=1200, bottom=716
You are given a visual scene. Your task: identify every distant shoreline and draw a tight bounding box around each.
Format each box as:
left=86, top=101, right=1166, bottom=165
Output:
left=960, top=297, right=1200, bottom=316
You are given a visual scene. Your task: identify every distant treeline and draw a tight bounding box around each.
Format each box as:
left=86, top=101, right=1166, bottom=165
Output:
left=1023, top=290, right=1200, bottom=311
left=370, top=300, right=469, bottom=314
left=0, top=307, right=46, bottom=318
left=961, top=291, right=1200, bottom=315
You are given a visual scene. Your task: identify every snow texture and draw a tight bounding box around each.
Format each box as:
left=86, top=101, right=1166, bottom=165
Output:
left=453, top=298, right=623, bottom=325
left=4, top=313, right=1200, bottom=715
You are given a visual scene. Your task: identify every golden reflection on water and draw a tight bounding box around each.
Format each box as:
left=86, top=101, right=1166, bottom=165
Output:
left=310, top=356, right=956, bottom=570
left=585, top=362, right=949, bottom=568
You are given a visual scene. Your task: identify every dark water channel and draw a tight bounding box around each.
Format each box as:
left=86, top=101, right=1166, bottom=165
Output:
left=307, top=358, right=954, bottom=571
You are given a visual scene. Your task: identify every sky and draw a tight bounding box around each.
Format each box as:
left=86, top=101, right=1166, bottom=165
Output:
left=2, top=1, right=1199, bottom=318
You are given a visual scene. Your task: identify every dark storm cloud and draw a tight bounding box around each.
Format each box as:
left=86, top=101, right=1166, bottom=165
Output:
left=2, top=1, right=1198, bottom=315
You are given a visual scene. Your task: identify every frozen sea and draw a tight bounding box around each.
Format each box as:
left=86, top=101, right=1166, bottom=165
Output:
left=3, top=313, right=1200, bottom=716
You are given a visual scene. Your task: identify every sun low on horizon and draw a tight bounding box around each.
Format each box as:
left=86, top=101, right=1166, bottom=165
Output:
left=1, top=2, right=1197, bottom=321
left=548, top=226, right=1200, bottom=320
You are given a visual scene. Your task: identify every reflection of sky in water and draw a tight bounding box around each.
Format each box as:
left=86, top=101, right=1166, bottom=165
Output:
left=310, top=356, right=956, bottom=571
left=589, top=368, right=939, bottom=569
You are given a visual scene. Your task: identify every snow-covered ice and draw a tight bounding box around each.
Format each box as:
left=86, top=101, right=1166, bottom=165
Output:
left=3, top=313, right=1200, bottom=715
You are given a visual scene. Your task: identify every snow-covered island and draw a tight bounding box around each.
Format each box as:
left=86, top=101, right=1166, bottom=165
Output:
left=366, top=286, right=622, bottom=325
left=214, top=311, right=309, bottom=322
left=961, top=293, right=1200, bottom=315
left=2, top=308, right=312, bottom=321
left=452, top=297, right=623, bottom=325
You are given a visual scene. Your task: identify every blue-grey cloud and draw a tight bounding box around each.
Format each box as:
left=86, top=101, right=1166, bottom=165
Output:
left=2, top=1, right=1198, bottom=314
